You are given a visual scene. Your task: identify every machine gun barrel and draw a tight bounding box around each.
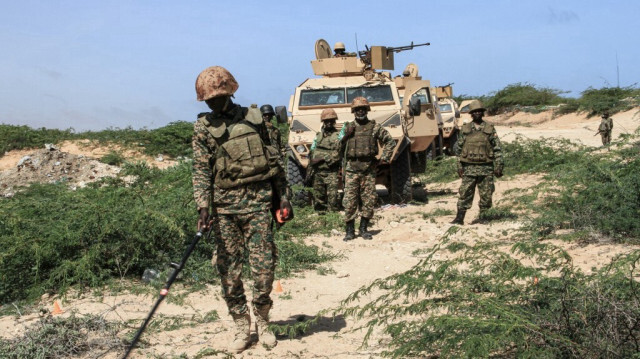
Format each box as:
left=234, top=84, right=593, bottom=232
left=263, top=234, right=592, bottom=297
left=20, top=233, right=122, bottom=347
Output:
left=386, top=42, right=430, bottom=53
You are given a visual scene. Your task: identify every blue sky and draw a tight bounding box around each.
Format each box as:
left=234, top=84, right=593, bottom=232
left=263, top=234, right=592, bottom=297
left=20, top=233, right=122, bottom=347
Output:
left=1, top=0, right=638, bottom=130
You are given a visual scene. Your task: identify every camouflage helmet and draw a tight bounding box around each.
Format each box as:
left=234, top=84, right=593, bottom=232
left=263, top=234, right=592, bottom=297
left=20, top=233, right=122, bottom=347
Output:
left=195, top=66, right=239, bottom=101
left=320, top=108, right=338, bottom=121
left=467, top=100, right=486, bottom=113
left=260, top=104, right=275, bottom=115
left=334, top=42, right=346, bottom=51
left=351, top=96, right=371, bottom=112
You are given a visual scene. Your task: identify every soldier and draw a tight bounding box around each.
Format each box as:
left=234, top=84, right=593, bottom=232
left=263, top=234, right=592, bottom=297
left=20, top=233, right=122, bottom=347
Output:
left=192, top=66, right=292, bottom=353
left=260, top=104, right=286, bottom=156
left=598, top=111, right=614, bottom=146
left=339, top=97, right=395, bottom=241
left=450, top=101, right=503, bottom=225
left=333, top=42, right=356, bottom=58
left=308, top=108, right=342, bottom=213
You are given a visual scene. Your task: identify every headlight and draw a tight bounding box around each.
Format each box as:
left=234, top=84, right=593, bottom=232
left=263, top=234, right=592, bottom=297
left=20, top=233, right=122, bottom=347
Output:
left=296, top=145, right=306, bottom=154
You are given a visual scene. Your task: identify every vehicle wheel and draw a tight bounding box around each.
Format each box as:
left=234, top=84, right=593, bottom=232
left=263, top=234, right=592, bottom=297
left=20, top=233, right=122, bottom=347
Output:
left=446, top=130, right=459, bottom=156
left=411, top=149, right=427, bottom=174
left=435, top=131, right=444, bottom=158
left=286, top=152, right=310, bottom=206
left=390, top=147, right=413, bottom=204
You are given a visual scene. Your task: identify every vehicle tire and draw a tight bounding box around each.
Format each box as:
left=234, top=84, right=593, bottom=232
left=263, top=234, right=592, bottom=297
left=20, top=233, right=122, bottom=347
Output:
left=447, top=130, right=459, bottom=156
left=411, top=149, right=427, bottom=174
left=435, top=131, right=444, bottom=158
left=286, top=152, right=310, bottom=206
left=390, top=147, right=413, bottom=204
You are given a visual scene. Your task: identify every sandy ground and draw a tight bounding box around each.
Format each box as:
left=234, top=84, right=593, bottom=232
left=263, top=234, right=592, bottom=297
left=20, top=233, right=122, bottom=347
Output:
left=1, top=108, right=640, bottom=358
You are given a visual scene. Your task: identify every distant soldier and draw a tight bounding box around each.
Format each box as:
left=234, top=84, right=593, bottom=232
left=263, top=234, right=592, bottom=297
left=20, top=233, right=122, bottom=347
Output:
left=260, top=104, right=286, bottom=156
left=451, top=101, right=503, bottom=225
left=333, top=42, right=356, bottom=58
left=192, top=66, right=292, bottom=353
left=598, top=111, right=613, bottom=146
left=339, top=97, right=395, bottom=240
left=308, top=108, right=342, bottom=213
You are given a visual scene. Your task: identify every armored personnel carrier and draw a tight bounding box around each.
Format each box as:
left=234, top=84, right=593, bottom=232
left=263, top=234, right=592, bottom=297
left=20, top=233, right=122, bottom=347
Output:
left=435, top=84, right=462, bottom=155
left=286, top=39, right=442, bottom=203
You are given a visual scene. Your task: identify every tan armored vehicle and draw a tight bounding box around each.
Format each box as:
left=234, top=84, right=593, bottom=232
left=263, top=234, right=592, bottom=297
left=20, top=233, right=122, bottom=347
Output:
left=435, top=85, right=463, bottom=155
left=286, top=39, right=441, bottom=203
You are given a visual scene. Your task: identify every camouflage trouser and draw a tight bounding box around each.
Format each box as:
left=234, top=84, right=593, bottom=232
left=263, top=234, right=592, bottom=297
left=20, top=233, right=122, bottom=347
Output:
left=213, top=210, right=277, bottom=315
left=457, top=174, right=495, bottom=211
left=312, top=169, right=340, bottom=212
left=601, top=131, right=612, bottom=145
left=343, top=168, right=376, bottom=222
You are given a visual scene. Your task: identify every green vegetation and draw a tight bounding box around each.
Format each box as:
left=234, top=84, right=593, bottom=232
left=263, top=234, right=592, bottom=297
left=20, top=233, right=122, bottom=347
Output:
left=0, top=121, right=193, bottom=159
left=0, top=161, right=337, bottom=303
left=100, top=150, right=126, bottom=166
left=340, top=231, right=640, bottom=358
left=455, top=83, right=639, bottom=116
left=0, top=313, right=124, bottom=358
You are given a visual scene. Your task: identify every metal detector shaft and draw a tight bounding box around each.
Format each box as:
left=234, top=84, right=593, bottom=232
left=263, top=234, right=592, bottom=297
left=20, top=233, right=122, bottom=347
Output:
left=122, top=228, right=212, bottom=359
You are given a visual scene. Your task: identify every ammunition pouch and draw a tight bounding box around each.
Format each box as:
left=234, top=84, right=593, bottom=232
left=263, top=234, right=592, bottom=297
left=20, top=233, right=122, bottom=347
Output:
left=214, top=123, right=280, bottom=189
left=460, top=123, right=494, bottom=163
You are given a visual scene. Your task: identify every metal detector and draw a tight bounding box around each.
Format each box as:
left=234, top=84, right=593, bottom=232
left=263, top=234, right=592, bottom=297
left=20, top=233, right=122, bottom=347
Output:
left=122, top=228, right=213, bottom=358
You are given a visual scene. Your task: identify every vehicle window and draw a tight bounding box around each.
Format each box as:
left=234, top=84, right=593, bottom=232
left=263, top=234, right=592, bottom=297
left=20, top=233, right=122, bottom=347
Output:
left=460, top=105, right=470, bottom=113
left=346, top=85, right=394, bottom=103
left=410, top=88, right=431, bottom=104
left=439, top=103, right=453, bottom=112
left=299, top=89, right=345, bottom=106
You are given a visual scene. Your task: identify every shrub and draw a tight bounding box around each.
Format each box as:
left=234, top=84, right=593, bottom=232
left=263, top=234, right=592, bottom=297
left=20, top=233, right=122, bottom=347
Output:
left=339, top=231, right=640, bottom=358
left=484, top=83, right=566, bottom=114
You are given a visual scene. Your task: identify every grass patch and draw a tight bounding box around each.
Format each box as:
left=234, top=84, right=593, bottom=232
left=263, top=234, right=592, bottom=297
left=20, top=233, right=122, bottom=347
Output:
left=100, top=150, right=126, bottom=166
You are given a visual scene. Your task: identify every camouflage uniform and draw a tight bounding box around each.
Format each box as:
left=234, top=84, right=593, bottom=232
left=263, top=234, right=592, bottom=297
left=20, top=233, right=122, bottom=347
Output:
left=192, top=103, right=287, bottom=316
left=338, top=119, right=395, bottom=222
left=599, top=115, right=613, bottom=145
left=309, top=127, right=341, bottom=211
left=453, top=121, right=503, bottom=211
left=264, top=120, right=285, bottom=156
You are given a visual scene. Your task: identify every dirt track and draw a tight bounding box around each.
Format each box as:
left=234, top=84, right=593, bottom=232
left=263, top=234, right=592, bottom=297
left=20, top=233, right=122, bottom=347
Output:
left=1, top=108, right=639, bottom=358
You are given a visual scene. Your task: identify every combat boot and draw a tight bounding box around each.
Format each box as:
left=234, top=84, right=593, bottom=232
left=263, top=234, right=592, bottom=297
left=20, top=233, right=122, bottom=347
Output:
left=228, top=313, right=251, bottom=353
left=450, top=209, right=466, bottom=225
left=253, top=304, right=277, bottom=348
left=359, top=217, right=373, bottom=240
left=343, top=220, right=355, bottom=241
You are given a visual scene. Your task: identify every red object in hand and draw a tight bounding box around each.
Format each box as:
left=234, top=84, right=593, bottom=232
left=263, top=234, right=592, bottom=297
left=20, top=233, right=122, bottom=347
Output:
left=276, top=208, right=290, bottom=223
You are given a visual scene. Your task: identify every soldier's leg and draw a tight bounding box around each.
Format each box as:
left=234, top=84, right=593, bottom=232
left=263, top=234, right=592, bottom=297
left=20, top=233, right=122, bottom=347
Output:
left=360, top=169, right=377, bottom=219
left=343, top=171, right=362, bottom=223
left=605, top=132, right=612, bottom=145
left=214, top=214, right=248, bottom=315
left=457, top=175, right=479, bottom=211
left=327, top=171, right=341, bottom=211
left=477, top=175, right=495, bottom=210
left=313, top=171, right=328, bottom=212
left=242, top=210, right=278, bottom=347
left=601, top=133, right=607, bottom=146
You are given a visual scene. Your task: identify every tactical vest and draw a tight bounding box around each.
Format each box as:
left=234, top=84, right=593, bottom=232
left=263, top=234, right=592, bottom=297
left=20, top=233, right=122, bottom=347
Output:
left=346, top=121, right=378, bottom=159
left=313, top=130, right=340, bottom=170
left=213, top=119, right=280, bottom=189
left=459, top=122, right=495, bottom=163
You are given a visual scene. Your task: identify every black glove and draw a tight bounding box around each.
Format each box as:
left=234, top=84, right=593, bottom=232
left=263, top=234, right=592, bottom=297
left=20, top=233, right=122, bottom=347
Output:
left=494, top=168, right=503, bottom=178
left=457, top=168, right=464, bottom=178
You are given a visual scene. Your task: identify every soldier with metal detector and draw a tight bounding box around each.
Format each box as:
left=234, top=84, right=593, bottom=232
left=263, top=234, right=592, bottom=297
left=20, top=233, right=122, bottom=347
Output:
left=192, top=66, right=292, bottom=353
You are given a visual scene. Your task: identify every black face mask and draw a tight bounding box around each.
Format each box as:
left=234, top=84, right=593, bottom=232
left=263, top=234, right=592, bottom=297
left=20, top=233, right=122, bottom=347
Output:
left=205, top=96, right=230, bottom=114
left=323, top=121, right=336, bottom=130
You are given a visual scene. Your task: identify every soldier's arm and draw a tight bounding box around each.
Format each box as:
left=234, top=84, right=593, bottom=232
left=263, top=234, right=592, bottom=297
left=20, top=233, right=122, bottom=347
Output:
left=490, top=129, right=504, bottom=172
left=377, top=127, right=396, bottom=162
left=192, top=121, right=214, bottom=210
